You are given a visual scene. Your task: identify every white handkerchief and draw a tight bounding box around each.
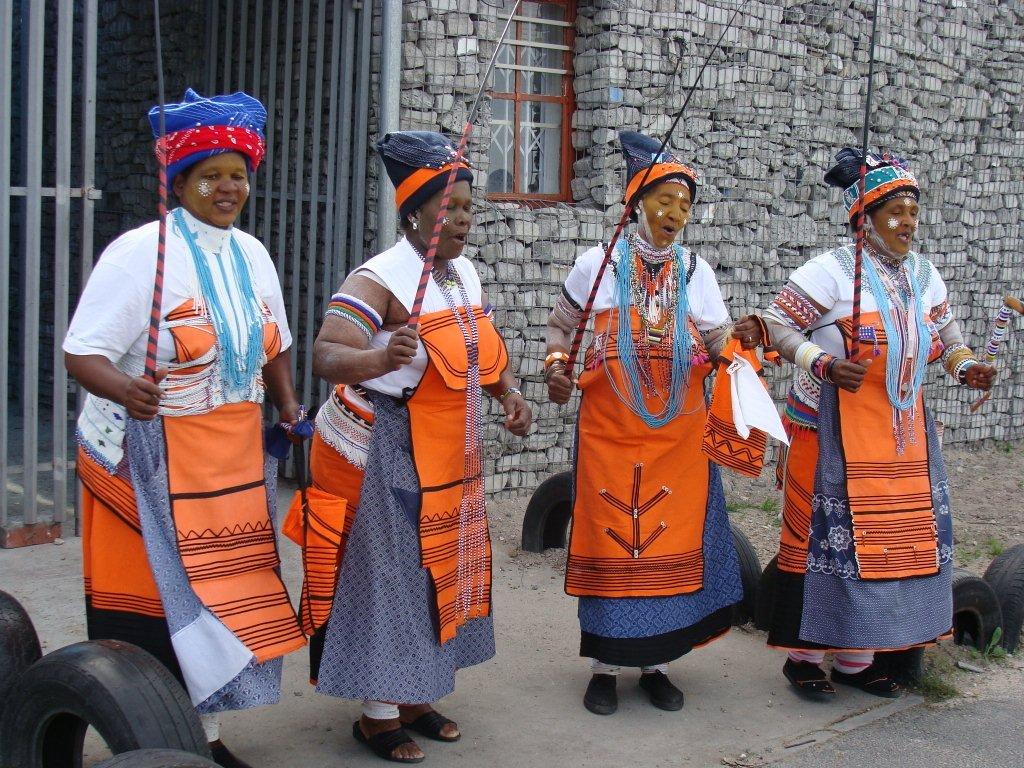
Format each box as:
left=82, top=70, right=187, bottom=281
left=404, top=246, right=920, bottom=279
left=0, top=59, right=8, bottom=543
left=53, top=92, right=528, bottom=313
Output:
left=727, top=356, right=789, bottom=445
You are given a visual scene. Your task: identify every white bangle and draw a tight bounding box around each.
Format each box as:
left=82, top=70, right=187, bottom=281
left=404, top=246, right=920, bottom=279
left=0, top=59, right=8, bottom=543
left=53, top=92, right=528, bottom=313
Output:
left=795, top=341, right=826, bottom=373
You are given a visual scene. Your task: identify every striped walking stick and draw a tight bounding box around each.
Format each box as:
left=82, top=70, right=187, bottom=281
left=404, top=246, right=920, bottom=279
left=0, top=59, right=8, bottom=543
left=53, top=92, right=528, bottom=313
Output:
left=969, top=295, right=1024, bottom=412
left=407, top=1, right=522, bottom=326
left=849, top=0, right=881, bottom=362
left=145, top=0, right=169, bottom=382
left=564, top=5, right=742, bottom=374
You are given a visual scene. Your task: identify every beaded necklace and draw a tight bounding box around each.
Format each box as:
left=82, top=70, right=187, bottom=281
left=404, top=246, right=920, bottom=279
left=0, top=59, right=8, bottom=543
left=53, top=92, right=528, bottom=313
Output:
left=411, top=243, right=488, bottom=617
left=608, top=235, right=692, bottom=429
left=172, top=208, right=265, bottom=398
left=861, top=245, right=930, bottom=453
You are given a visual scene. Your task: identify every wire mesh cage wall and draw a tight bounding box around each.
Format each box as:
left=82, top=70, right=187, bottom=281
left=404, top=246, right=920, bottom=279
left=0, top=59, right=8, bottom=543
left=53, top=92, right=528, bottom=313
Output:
left=404, top=0, right=1024, bottom=498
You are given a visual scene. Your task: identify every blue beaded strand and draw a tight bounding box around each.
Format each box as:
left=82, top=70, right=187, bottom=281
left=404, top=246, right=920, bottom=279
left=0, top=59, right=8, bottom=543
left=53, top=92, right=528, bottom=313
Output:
left=173, top=208, right=265, bottom=396
left=609, top=237, right=691, bottom=429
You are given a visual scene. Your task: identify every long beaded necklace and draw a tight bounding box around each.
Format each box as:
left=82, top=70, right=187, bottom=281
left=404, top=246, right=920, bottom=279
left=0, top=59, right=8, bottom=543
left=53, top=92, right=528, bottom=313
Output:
left=607, top=235, right=692, bottom=428
left=861, top=244, right=930, bottom=453
left=411, top=241, right=488, bottom=618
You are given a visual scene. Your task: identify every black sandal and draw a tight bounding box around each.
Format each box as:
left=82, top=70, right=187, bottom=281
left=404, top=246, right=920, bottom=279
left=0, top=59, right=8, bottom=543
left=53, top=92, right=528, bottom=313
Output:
left=402, top=710, right=461, bottom=742
left=352, top=720, right=425, bottom=764
left=831, top=665, right=901, bottom=698
left=783, top=658, right=836, bottom=699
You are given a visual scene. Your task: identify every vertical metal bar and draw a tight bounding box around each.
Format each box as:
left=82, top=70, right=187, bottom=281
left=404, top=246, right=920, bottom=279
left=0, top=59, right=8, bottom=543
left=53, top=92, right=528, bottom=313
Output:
left=375, top=0, right=401, bottom=252
left=237, top=0, right=249, bottom=92
left=0, top=0, right=12, bottom=528
left=260, top=0, right=280, bottom=243
left=348, top=0, right=373, bottom=271
left=274, top=0, right=295, bottom=286
left=246, top=0, right=265, bottom=234
left=288, top=0, right=311, bottom=395
left=222, top=0, right=234, bottom=92
left=331, top=1, right=356, bottom=287
left=80, top=0, right=97, bottom=288
left=302, top=0, right=327, bottom=405
left=317, top=0, right=344, bottom=405
left=52, top=0, right=74, bottom=524
left=21, top=0, right=44, bottom=525
left=206, top=0, right=219, bottom=93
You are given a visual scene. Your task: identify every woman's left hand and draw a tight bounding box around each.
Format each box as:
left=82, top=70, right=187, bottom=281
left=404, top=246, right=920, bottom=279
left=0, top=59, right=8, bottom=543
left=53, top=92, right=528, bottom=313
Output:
left=280, top=401, right=302, bottom=427
left=502, top=392, right=532, bottom=437
left=732, top=315, right=763, bottom=350
left=964, top=363, right=996, bottom=391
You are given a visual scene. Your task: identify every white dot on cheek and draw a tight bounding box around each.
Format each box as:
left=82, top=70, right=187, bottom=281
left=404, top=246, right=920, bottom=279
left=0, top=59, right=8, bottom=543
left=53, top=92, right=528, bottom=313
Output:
left=887, top=217, right=899, bottom=230
left=196, top=180, right=213, bottom=198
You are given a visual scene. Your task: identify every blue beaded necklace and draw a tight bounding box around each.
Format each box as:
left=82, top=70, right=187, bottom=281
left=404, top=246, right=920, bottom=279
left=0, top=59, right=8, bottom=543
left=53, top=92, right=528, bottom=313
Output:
left=172, top=208, right=265, bottom=396
left=607, top=236, right=691, bottom=428
left=861, top=250, right=929, bottom=412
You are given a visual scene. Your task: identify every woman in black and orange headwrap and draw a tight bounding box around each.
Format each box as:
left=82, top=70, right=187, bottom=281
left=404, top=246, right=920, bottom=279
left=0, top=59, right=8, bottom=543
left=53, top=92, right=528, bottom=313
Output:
left=311, top=131, right=532, bottom=763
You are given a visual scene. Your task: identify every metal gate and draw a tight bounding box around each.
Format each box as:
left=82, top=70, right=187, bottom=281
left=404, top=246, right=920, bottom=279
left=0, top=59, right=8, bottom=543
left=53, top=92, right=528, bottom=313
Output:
left=203, top=0, right=375, bottom=416
left=1, top=0, right=100, bottom=546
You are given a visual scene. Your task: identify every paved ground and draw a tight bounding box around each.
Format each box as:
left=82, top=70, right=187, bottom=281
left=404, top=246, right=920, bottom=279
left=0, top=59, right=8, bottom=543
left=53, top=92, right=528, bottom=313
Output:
left=3, top=530, right=926, bottom=768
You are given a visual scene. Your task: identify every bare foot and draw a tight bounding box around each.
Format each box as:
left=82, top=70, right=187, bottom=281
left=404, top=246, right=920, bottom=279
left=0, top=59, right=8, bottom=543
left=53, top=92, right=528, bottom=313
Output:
left=399, top=703, right=461, bottom=740
left=360, top=715, right=424, bottom=761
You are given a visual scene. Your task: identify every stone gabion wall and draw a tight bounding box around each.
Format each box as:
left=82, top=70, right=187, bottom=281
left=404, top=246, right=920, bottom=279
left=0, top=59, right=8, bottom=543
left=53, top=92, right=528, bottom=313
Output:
left=397, top=0, right=1024, bottom=498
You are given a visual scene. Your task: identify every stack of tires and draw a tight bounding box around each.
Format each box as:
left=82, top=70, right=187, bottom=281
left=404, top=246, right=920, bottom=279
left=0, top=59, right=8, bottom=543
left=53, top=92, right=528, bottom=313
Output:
left=0, top=591, right=216, bottom=768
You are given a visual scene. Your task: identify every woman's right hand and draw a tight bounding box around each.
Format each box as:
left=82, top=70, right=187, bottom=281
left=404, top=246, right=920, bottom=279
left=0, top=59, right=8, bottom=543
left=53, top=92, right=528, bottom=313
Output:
left=546, top=365, right=575, bottom=404
left=124, top=370, right=167, bottom=420
left=382, top=326, right=419, bottom=371
left=831, top=358, right=872, bottom=393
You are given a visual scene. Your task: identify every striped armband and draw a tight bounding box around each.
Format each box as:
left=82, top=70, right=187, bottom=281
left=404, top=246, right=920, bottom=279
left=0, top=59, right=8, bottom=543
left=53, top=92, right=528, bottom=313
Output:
left=325, top=293, right=383, bottom=342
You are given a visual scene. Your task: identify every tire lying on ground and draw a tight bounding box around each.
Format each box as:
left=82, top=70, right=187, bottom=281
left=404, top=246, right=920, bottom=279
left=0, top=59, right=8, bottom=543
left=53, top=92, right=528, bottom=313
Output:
left=0, top=640, right=210, bottom=768
left=0, top=590, right=43, bottom=703
left=952, top=566, right=1003, bottom=651
left=521, top=470, right=573, bottom=553
left=982, top=543, right=1024, bottom=652
left=730, top=525, right=762, bottom=626
left=94, top=749, right=220, bottom=768
left=754, top=556, right=778, bottom=633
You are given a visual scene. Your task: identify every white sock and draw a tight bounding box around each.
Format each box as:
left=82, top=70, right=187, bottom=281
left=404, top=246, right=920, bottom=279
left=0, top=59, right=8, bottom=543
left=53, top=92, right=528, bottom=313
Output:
left=788, top=649, right=826, bottom=666
left=199, top=712, right=220, bottom=743
left=362, top=700, right=401, bottom=720
left=833, top=651, right=875, bottom=675
left=641, top=664, right=668, bottom=674
left=591, top=660, right=621, bottom=676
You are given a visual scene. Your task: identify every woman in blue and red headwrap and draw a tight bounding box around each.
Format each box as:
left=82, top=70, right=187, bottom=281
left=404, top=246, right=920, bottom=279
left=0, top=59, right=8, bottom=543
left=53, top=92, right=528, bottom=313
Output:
left=63, top=89, right=304, bottom=768
left=760, top=149, right=995, bottom=699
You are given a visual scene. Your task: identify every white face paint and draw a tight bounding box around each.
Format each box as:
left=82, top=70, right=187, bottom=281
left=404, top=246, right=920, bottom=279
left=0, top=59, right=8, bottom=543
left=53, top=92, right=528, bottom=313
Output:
left=656, top=210, right=665, bottom=218
left=240, top=181, right=250, bottom=195
left=196, top=179, right=214, bottom=198
left=887, top=217, right=899, bottom=230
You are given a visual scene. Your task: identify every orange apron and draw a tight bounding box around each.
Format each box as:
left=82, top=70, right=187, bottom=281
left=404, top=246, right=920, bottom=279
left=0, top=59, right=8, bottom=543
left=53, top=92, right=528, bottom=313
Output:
left=702, top=338, right=773, bottom=478
left=406, top=306, right=508, bottom=643
left=159, top=302, right=305, bottom=662
left=565, top=307, right=713, bottom=598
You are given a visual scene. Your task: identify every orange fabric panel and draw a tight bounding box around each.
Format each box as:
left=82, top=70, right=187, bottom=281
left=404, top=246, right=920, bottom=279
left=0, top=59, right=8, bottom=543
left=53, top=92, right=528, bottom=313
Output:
left=163, top=401, right=305, bottom=662
left=78, top=448, right=165, bottom=618
left=407, top=307, right=504, bottom=644
left=836, top=311, right=939, bottom=580
left=566, top=308, right=714, bottom=598
left=417, top=306, right=508, bottom=389
left=702, top=338, right=770, bottom=478
left=282, top=430, right=362, bottom=636
left=777, top=428, right=818, bottom=574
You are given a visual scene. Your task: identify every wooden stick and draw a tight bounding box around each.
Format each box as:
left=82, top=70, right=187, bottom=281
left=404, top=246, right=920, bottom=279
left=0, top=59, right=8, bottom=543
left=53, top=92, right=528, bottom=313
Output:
left=145, top=0, right=168, bottom=382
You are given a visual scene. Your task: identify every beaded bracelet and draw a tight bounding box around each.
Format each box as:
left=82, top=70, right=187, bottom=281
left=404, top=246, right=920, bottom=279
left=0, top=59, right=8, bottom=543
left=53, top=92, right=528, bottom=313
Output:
left=811, top=352, right=837, bottom=383
left=955, top=358, right=979, bottom=384
left=498, top=386, right=522, bottom=403
left=544, top=351, right=570, bottom=369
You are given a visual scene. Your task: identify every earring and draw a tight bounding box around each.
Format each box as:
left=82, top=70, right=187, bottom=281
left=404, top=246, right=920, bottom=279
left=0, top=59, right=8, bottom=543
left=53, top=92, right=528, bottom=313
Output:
left=412, top=220, right=419, bottom=231
left=887, top=217, right=899, bottom=230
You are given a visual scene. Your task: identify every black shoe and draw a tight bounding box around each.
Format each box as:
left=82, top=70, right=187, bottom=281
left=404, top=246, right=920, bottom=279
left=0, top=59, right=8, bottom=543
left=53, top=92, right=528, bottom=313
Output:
left=583, top=673, right=618, bottom=715
left=638, top=671, right=684, bottom=711
left=783, top=658, right=836, bottom=700
left=209, top=740, right=255, bottom=768
left=831, top=664, right=901, bottom=698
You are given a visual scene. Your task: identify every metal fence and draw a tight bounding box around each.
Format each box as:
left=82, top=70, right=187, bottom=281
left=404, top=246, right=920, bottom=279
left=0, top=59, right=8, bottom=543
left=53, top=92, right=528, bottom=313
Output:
left=1, top=0, right=99, bottom=543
